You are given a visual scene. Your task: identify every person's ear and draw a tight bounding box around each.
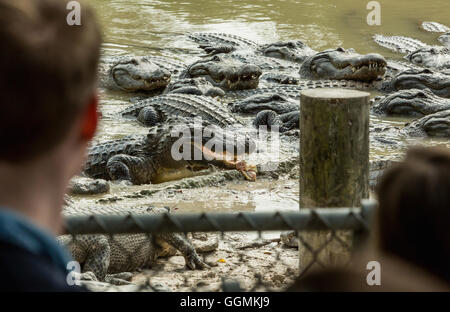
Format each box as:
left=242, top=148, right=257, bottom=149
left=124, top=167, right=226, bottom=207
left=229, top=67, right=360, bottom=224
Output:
left=80, top=92, right=99, bottom=142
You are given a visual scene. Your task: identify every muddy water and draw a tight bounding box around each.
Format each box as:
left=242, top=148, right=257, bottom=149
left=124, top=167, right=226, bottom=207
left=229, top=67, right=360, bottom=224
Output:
left=77, top=0, right=450, bottom=212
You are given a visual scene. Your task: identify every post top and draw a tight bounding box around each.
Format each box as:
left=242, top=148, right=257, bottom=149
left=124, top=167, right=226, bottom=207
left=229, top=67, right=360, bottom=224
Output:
left=301, top=88, right=370, bottom=99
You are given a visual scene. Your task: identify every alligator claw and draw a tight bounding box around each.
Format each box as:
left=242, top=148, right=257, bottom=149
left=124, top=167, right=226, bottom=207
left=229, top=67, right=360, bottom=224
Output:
left=236, top=161, right=257, bottom=181
left=184, top=252, right=209, bottom=270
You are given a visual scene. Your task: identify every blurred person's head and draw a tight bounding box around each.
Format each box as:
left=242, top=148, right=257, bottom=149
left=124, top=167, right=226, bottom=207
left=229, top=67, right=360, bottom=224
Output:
left=287, top=252, right=450, bottom=292
left=375, top=146, right=450, bottom=284
left=0, top=0, right=101, bottom=232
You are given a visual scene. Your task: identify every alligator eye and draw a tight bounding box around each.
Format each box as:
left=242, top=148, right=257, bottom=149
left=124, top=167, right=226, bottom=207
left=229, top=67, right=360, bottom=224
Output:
left=417, top=91, right=426, bottom=97
left=336, top=47, right=345, bottom=52
left=413, top=56, right=423, bottom=64
left=130, top=59, right=139, bottom=66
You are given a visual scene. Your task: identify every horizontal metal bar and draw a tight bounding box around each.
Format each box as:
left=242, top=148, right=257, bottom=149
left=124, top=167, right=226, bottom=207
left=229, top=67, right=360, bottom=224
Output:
left=63, top=208, right=369, bottom=235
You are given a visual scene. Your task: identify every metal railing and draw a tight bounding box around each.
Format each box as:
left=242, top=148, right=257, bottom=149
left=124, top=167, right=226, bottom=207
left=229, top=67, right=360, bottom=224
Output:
left=62, top=201, right=376, bottom=292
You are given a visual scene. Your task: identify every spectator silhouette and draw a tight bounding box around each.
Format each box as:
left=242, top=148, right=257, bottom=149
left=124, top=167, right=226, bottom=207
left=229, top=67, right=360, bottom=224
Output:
left=0, top=0, right=101, bottom=291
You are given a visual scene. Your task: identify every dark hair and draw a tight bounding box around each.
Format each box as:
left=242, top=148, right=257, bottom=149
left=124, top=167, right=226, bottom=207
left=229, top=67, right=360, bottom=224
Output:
left=0, top=0, right=102, bottom=162
left=376, top=146, right=450, bottom=283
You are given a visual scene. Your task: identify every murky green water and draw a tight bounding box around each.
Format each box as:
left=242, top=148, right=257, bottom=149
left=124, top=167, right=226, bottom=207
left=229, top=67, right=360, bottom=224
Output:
left=91, top=0, right=449, bottom=57
left=77, top=1, right=449, bottom=212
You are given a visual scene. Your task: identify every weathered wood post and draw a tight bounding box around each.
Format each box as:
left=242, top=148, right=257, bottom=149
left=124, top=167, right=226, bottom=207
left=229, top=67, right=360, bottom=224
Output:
left=299, top=88, right=370, bottom=272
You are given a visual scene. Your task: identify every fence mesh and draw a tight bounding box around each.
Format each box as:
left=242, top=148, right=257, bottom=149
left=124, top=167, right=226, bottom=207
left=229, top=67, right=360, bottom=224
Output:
left=61, top=201, right=375, bottom=292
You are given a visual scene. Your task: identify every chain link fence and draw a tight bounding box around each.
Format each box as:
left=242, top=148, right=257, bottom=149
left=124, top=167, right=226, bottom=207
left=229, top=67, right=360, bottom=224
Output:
left=61, top=201, right=376, bottom=292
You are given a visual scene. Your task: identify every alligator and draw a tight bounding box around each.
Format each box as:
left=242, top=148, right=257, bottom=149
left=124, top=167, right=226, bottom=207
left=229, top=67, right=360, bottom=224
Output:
left=421, top=21, right=450, bottom=33
left=83, top=120, right=257, bottom=185
left=180, top=55, right=262, bottom=90
left=380, top=69, right=450, bottom=98
left=402, top=109, right=450, bottom=138
left=371, top=89, right=450, bottom=117
left=253, top=110, right=299, bottom=133
left=299, top=47, right=387, bottom=81
left=421, top=22, right=450, bottom=48
left=225, top=79, right=379, bottom=102
left=229, top=93, right=298, bottom=115
left=59, top=206, right=214, bottom=285
left=120, top=94, right=240, bottom=128
left=100, top=54, right=263, bottom=93
left=99, top=55, right=184, bottom=92
left=439, top=33, right=450, bottom=48
left=405, top=47, right=450, bottom=70
left=225, top=68, right=450, bottom=108
left=373, top=34, right=429, bottom=54
left=164, top=77, right=225, bottom=97
left=254, top=106, right=450, bottom=139
left=188, top=32, right=317, bottom=63
left=373, top=25, right=450, bottom=70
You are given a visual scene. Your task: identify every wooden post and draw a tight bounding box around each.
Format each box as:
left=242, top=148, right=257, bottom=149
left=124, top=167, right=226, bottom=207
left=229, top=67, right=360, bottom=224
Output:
left=299, top=88, right=370, bottom=272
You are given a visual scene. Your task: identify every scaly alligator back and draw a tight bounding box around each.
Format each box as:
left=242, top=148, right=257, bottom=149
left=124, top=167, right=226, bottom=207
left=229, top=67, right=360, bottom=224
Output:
left=226, top=79, right=380, bottom=101
left=188, top=32, right=259, bottom=50
left=121, top=94, right=240, bottom=127
left=83, top=136, right=146, bottom=180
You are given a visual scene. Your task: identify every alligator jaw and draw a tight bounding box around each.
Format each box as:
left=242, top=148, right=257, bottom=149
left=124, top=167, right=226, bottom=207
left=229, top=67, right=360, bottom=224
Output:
left=302, top=49, right=387, bottom=81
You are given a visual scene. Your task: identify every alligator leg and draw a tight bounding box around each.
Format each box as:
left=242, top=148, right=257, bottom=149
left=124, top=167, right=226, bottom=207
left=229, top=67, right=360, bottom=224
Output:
left=106, top=154, right=154, bottom=185
left=137, top=106, right=160, bottom=127
left=81, top=235, right=111, bottom=282
left=156, top=233, right=209, bottom=270
left=253, top=109, right=288, bottom=132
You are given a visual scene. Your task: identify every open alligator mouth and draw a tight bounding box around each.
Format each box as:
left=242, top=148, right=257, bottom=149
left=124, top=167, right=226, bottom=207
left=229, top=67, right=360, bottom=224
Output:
left=215, top=71, right=261, bottom=90
left=140, top=75, right=171, bottom=89
left=301, top=48, right=387, bottom=81
left=112, top=70, right=171, bottom=92
left=315, top=57, right=386, bottom=81
left=191, top=142, right=257, bottom=181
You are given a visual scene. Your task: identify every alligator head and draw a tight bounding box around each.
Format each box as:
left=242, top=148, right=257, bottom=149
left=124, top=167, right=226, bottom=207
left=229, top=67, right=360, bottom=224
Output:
left=299, top=47, right=387, bottom=81
left=404, top=109, right=450, bottom=138
left=405, top=46, right=450, bottom=70
left=381, top=69, right=450, bottom=98
left=438, top=33, right=450, bottom=48
left=259, top=40, right=316, bottom=63
left=229, top=93, right=298, bottom=114
left=146, top=120, right=257, bottom=182
left=372, top=89, right=450, bottom=117
left=110, top=56, right=171, bottom=92
left=181, top=55, right=262, bottom=90
left=165, top=77, right=225, bottom=97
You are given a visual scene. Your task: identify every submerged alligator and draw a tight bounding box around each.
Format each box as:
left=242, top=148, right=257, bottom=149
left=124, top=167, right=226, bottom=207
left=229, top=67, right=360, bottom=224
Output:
left=59, top=206, right=214, bottom=285
left=374, top=22, right=450, bottom=70
left=121, top=94, right=240, bottom=128
left=188, top=32, right=317, bottom=63
left=83, top=121, right=257, bottom=185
